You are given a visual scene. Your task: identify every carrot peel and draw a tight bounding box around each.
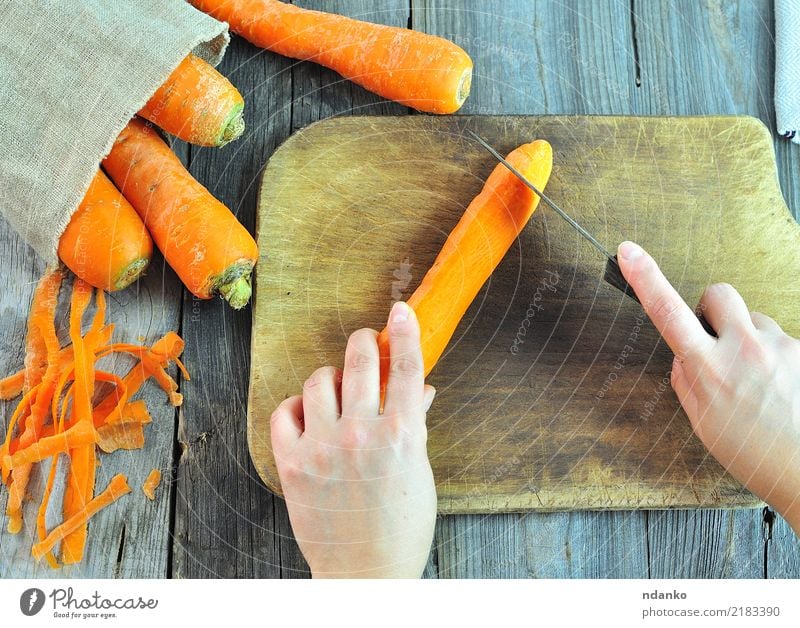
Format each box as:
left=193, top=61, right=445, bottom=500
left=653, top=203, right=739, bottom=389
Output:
left=31, top=474, right=130, bottom=562
left=3, top=421, right=97, bottom=470
left=2, top=270, right=188, bottom=565
left=142, top=469, right=162, bottom=501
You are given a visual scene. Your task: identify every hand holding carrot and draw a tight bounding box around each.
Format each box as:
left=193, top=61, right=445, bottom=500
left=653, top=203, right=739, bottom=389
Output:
left=271, top=302, right=437, bottom=577
left=618, top=241, right=800, bottom=535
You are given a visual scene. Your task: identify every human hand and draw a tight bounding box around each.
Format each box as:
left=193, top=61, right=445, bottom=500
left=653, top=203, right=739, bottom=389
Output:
left=270, top=301, right=437, bottom=577
left=618, top=241, right=800, bottom=534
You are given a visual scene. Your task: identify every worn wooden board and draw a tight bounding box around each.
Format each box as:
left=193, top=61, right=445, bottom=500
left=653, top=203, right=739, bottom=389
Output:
left=249, top=114, right=800, bottom=515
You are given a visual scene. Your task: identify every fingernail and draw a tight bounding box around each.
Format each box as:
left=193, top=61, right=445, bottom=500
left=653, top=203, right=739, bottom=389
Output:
left=424, top=388, right=436, bottom=412
left=619, top=241, right=643, bottom=261
left=390, top=301, right=410, bottom=324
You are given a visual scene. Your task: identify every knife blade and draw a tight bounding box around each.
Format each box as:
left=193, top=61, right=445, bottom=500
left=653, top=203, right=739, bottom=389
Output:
left=466, top=129, right=717, bottom=338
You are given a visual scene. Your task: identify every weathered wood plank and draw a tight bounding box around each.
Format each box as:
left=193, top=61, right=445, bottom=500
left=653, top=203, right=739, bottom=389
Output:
left=647, top=509, right=763, bottom=578
left=0, top=233, right=183, bottom=577
left=775, top=142, right=799, bottom=221
left=437, top=511, right=648, bottom=578
left=767, top=511, right=800, bottom=578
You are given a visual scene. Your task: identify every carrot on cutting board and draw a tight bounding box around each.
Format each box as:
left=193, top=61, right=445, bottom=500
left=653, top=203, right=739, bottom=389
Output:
left=377, top=140, right=553, bottom=395
left=139, top=53, right=245, bottom=147
left=103, top=117, right=258, bottom=309
left=189, top=0, right=473, bottom=114
left=58, top=170, right=153, bottom=291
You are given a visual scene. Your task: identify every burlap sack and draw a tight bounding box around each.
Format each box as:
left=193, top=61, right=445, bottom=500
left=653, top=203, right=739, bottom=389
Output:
left=0, top=0, right=229, bottom=263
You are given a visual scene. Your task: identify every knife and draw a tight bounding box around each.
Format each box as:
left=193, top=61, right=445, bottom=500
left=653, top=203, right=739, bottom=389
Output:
left=466, top=129, right=717, bottom=338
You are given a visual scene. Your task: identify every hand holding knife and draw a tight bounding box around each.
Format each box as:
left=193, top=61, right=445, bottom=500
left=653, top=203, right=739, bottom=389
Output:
left=466, top=129, right=717, bottom=338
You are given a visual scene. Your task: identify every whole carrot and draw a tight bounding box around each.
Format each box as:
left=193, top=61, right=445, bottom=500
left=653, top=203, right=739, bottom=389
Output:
left=377, top=140, right=553, bottom=395
left=139, top=53, right=245, bottom=147
left=189, top=0, right=473, bottom=114
left=58, top=170, right=153, bottom=292
left=103, top=118, right=258, bottom=308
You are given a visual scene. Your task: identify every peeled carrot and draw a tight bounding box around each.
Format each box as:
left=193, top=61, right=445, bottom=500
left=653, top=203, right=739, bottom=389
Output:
left=58, top=170, right=153, bottom=292
left=189, top=0, right=473, bottom=114
left=32, top=474, right=130, bottom=562
left=377, top=141, right=553, bottom=395
left=23, top=268, right=62, bottom=392
left=139, top=53, right=245, bottom=147
left=103, top=118, right=258, bottom=309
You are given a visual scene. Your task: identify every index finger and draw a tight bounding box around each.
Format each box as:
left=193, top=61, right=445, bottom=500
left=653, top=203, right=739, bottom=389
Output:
left=617, top=241, right=715, bottom=359
left=383, top=302, right=425, bottom=416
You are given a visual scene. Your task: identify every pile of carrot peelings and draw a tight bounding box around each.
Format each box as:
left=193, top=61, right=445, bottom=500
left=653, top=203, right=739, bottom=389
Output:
left=0, top=269, right=188, bottom=567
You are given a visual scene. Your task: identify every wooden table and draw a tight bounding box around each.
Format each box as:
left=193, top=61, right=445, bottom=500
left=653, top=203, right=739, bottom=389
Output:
left=2, top=0, right=799, bottom=578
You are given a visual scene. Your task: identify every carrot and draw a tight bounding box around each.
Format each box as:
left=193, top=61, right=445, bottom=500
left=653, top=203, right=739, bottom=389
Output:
left=103, top=118, right=258, bottom=309
left=5, top=268, right=62, bottom=532
left=139, top=54, right=245, bottom=147
left=0, top=385, right=39, bottom=487
left=31, top=474, right=131, bottom=562
left=96, top=421, right=145, bottom=453
left=377, top=141, right=553, bottom=396
left=93, top=332, right=187, bottom=424
left=0, top=372, right=24, bottom=400
left=119, top=399, right=152, bottom=424
left=58, top=170, right=153, bottom=291
left=142, top=469, right=162, bottom=501
left=0, top=324, right=114, bottom=396
left=189, top=0, right=473, bottom=114
left=37, top=454, right=61, bottom=569
left=23, top=268, right=62, bottom=392
left=1, top=270, right=189, bottom=566
left=3, top=421, right=96, bottom=470
left=96, top=403, right=153, bottom=454
left=61, top=279, right=97, bottom=564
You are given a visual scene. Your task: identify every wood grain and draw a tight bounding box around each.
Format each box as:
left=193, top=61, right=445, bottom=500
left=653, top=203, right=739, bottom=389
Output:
left=436, top=510, right=649, bottom=578
left=249, top=114, right=800, bottom=514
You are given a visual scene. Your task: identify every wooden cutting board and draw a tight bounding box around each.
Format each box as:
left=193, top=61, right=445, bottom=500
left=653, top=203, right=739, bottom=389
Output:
left=248, top=115, right=800, bottom=513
